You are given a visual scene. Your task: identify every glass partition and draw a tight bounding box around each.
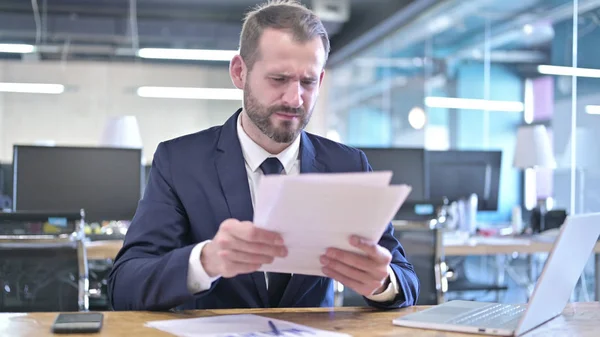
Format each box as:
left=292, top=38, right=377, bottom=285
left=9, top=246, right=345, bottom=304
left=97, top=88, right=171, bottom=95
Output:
left=326, top=0, right=600, bottom=223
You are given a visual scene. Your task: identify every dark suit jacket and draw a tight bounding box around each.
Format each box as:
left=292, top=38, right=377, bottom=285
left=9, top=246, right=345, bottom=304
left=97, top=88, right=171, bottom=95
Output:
left=108, top=109, right=419, bottom=311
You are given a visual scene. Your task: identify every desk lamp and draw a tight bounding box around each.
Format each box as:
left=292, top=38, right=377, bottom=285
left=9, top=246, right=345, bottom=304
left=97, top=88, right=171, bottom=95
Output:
left=100, top=115, right=143, bottom=149
left=513, top=124, right=556, bottom=233
left=99, top=115, right=144, bottom=164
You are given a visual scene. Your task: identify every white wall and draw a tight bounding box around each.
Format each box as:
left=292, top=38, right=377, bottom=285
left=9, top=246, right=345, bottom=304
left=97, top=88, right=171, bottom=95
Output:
left=0, top=59, right=329, bottom=163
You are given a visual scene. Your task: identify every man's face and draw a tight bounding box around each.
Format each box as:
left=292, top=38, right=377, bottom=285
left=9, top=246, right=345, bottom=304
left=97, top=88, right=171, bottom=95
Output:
left=243, top=28, right=326, bottom=143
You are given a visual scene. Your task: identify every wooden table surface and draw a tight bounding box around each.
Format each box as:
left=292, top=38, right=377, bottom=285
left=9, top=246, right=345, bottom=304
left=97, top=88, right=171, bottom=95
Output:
left=1, top=303, right=598, bottom=337
left=444, top=237, right=600, bottom=256
left=85, top=240, right=123, bottom=260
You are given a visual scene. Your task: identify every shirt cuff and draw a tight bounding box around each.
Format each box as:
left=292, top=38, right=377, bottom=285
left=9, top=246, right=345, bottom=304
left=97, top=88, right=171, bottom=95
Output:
left=364, top=265, right=400, bottom=302
left=187, top=240, right=221, bottom=294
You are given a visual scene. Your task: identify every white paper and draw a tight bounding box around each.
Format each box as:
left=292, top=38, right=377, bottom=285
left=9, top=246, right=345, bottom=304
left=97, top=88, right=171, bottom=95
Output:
left=253, top=172, right=412, bottom=276
left=254, top=171, right=393, bottom=226
left=145, top=313, right=352, bottom=337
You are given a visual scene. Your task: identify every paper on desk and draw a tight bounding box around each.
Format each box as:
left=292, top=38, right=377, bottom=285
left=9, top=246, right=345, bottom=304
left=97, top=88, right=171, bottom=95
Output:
left=144, top=313, right=352, bottom=337
left=253, top=172, right=411, bottom=276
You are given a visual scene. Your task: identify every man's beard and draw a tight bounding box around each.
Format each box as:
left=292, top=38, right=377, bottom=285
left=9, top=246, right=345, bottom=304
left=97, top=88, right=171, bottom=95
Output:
left=243, top=83, right=312, bottom=144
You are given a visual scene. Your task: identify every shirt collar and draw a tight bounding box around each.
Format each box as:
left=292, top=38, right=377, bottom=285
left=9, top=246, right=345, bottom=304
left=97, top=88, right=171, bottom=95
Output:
left=236, top=112, right=300, bottom=174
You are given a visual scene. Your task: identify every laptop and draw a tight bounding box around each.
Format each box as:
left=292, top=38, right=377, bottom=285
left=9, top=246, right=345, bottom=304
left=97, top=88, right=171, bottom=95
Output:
left=392, top=212, right=600, bottom=336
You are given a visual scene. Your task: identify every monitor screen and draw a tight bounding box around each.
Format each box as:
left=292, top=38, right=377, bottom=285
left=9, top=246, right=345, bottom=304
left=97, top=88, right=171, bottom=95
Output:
left=13, top=145, right=142, bottom=223
left=0, top=163, right=12, bottom=196
left=427, top=150, right=502, bottom=211
left=0, top=163, right=12, bottom=210
left=358, top=148, right=428, bottom=201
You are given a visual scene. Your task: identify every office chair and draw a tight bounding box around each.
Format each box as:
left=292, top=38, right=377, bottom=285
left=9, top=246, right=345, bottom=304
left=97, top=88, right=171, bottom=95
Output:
left=444, top=257, right=509, bottom=302
left=0, top=240, right=89, bottom=312
left=0, top=195, right=10, bottom=210
left=530, top=209, right=567, bottom=233
left=0, top=211, right=89, bottom=312
left=338, top=225, right=446, bottom=306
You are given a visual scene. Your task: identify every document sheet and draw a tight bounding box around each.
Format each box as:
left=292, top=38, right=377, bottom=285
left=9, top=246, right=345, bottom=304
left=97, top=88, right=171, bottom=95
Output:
left=253, top=171, right=412, bottom=276
left=145, top=313, right=352, bottom=337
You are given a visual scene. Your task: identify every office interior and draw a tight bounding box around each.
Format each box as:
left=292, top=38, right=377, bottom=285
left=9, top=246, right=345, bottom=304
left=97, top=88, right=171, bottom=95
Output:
left=0, top=0, right=598, bottom=314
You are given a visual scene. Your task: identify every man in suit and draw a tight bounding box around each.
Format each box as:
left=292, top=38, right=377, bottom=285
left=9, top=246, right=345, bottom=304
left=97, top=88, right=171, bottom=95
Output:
left=108, top=0, right=419, bottom=311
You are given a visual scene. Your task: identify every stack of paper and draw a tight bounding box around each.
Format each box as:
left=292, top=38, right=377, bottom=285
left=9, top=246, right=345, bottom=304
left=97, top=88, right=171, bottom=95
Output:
left=145, top=314, right=351, bottom=337
left=253, top=171, right=411, bottom=276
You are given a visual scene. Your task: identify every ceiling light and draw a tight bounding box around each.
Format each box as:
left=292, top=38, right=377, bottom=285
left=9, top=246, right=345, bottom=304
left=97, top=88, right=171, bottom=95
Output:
left=523, top=24, right=534, bottom=35
left=0, top=82, right=64, bottom=94
left=408, top=107, right=427, bottom=130
left=586, top=105, right=600, bottom=115
left=136, top=86, right=242, bottom=100
left=538, top=65, right=600, bottom=78
left=0, top=44, right=36, bottom=53
left=424, top=97, right=524, bottom=112
left=137, top=48, right=238, bottom=61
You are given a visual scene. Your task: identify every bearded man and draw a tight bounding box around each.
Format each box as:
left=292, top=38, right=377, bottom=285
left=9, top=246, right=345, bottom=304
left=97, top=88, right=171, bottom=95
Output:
left=108, top=0, right=419, bottom=311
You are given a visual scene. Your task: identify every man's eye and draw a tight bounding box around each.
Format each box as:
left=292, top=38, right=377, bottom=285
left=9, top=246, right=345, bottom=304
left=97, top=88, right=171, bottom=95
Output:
left=272, top=78, right=285, bottom=82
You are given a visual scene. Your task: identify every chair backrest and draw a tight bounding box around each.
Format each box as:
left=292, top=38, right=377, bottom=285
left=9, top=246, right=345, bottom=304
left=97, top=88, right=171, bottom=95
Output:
left=393, top=225, right=445, bottom=305
left=0, top=195, right=11, bottom=210
left=530, top=209, right=567, bottom=233
left=0, top=211, right=88, bottom=312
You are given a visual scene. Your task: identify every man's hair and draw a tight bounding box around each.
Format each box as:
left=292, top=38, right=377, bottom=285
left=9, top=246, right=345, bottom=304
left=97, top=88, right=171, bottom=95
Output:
left=239, top=0, right=330, bottom=70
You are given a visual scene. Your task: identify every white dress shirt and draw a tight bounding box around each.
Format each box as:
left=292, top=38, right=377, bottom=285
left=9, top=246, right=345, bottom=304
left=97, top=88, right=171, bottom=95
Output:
left=187, top=113, right=400, bottom=302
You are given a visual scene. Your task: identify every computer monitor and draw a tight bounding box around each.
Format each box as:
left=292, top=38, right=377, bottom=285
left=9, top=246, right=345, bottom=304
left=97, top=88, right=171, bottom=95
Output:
left=0, top=163, right=12, bottom=195
left=13, top=145, right=143, bottom=223
left=358, top=148, right=428, bottom=201
left=427, top=150, right=501, bottom=211
left=0, top=210, right=83, bottom=236
left=0, top=163, right=12, bottom=210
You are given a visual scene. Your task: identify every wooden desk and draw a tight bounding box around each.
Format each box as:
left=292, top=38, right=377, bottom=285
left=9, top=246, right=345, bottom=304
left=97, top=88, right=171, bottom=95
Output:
left=2, top=304, right=598, bottom=337
left=83, top=236, right=600, bottom=300
left=85, top=237, right=600, bottom=260
left=445, top=237, right=600, bottom=256
left=444, top=237, right=555, bottom=256
left=85, top=240, right=123, bottom=260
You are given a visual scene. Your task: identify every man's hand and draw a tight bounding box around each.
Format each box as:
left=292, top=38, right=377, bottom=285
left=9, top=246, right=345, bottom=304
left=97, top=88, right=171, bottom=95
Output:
left=320, top=235, right=393, bottom=297
left=201, top=219, right=288, bottom=278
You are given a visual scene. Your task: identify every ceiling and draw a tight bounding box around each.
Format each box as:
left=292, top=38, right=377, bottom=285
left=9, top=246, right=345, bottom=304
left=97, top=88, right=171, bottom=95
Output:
left=344, top=0, right=600, bottom=79
left=0, top=0, right=415, bottom=63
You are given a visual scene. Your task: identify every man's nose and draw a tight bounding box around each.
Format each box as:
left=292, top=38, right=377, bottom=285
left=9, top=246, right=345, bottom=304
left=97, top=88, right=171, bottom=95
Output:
left=282, top=82, right=303, bottom=108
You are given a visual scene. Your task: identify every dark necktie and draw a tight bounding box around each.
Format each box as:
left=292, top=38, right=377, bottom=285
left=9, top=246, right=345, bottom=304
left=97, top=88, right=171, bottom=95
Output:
left=259, top=157, right=291, bottom=307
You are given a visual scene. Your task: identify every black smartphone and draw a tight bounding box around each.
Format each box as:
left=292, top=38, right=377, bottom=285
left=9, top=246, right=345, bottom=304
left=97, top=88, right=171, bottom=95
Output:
left=51, top=312, right=104, bottom=334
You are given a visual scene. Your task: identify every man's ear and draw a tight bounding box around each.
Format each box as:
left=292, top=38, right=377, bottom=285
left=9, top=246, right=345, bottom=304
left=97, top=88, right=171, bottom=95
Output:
left=229, top=55, right=246, bottom=90
left=318, top=69, right=325, bottom=89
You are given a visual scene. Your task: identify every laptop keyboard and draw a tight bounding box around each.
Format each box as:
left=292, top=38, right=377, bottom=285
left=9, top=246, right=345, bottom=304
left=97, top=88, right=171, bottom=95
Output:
left=445, top=304, right=527, bottom=328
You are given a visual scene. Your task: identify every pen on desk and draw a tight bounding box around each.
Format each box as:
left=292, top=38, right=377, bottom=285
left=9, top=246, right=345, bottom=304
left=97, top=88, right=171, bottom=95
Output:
left=268, top=320, right=282, bottom=336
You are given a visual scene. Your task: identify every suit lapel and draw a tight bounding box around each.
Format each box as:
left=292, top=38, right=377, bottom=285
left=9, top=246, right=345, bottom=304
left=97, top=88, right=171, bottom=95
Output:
left=299, top=131, right=325, bottom=174
left=214, top=110, right=253, bottom=223
left=279, top=132, right=328, bottom=307
left=214, top=109, right=269, bottom=307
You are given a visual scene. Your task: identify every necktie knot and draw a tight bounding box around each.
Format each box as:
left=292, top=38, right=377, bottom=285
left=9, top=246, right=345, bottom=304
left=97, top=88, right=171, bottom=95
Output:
left=260, top=157, right=284, bottom=175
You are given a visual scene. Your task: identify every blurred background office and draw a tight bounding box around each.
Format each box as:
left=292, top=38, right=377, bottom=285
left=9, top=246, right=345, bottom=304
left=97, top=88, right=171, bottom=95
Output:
left=0, top=0, right=598, bottom=312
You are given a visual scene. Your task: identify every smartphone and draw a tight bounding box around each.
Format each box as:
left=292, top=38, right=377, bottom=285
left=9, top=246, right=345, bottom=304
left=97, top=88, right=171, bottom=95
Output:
left=51, top=312, right=104, bottom=334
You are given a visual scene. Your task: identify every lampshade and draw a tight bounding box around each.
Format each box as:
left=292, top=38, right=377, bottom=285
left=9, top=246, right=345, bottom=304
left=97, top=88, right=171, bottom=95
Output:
left=558, top=127, right=600, bottom=169
left=100, top=115, right=143, bottom=149
left=513, top=124, right=556, bottom=169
